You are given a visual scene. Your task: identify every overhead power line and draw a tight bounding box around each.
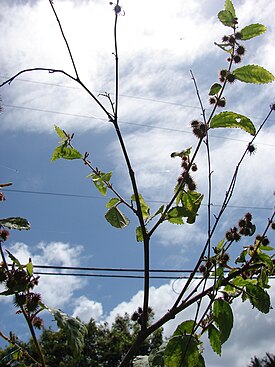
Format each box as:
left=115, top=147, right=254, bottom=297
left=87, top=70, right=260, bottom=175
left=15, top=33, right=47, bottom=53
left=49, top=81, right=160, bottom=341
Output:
left=3, top=188, right=273, bottom=211
left=2, top=103, right=275, bottom=147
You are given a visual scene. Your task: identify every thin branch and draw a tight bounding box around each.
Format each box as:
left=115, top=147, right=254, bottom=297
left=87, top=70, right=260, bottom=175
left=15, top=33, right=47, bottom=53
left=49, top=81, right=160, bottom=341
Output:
left=0, top=330, right=41, bottom=366
left=48, top=0, right=79, bottom=80
left=111, top=1, right=150, bottom=330
left=0, top=68, right=114, bottom=121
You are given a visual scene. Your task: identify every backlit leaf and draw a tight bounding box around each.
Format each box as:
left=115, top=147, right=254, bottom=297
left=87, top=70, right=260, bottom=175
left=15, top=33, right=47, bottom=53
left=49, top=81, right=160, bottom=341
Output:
left=90, top=171, right=112, bottom=196
left=233, top=65, right=274, bottom=84
left=131, top=194, right=150, bottom=220
left=164, top=335, right=203, bottom=367
left=181, top=191, right=204, bottom=224
left=224, top=0, right=236, bottom=18
left=210, top=111, right=256, bottom=135
left=6, top=250, right=22, bottom=267
left=54, top=125, right=67, bottom=141
left=213, top=299, right=233, bottom=344
left=51, top=144, right=82, bottom=161
left=136, top=226, right=143, bottom=242
left=245, top=284, right=271, bottom=313
left=218, top=10, right=235, bottom=27
left=173, top=320, right=196, bottom=336
left=105, top=207, right=130, bottom=229
left=106, top=198, right=120, bottom=208
left=239, top=23, right=267, bottom=40
left=47, top=308, right=88, bottom=360
left=166, top=206, right=187, bottom=225
left=208, top=324, right=221, bottom=356
left=26, top=261, right=33, bottom=276
left=0, top=217, right=30, bottom=230
left=209, top=83, right=222, bottom=96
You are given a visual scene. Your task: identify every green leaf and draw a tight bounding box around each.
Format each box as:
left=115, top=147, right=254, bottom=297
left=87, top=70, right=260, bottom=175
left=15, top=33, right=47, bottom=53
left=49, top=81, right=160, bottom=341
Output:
left=235, top=249, right=248, bottom=263
left=171, top=147, right=192, bottom=159
left=106, top=198, right=120, bottom=208
left=26, top=261, right=33, bottom=276
left=131, top=194, right=150, bottom=220
left=105, top=207, right=130, bottom=229
left=233, top=65, right=274, bottom=84
left=209, top=83, right=222, bottom=96
left=0, top=217, right=30, bottom=230
left=213, top=299, right=233, bottom=344
left=90, top=171, right=112, bottom=196
left=47, top=308, right=87, bottom=360
left=173, top=320, right=196, bottom=336
left=149, top=342, right=167, bottom=367
left=166, top=207, right=186, bottom=224
left=181, top=191, right=204, bottom=224
left=6, top=250, right=22, bottom=268
left=245, top=284, right=271, bottom=313
left=257, top=252, right=273, bottom=270
left=213, top=267, right=224, bottom=290
left=216, top=239, right=225, bottom=253
left=210, top=111, right=256, bottom=135
left=54, top=125, right=67, bottom=141
left=239, top=23, right=267, bottom=40
left=164, top=335, right=203, bottom=367
left=136, top=226, right=145, bottom=242
left=218, top=10, right=235, bottom=27
left=231, top=275, right=256, bottom=287
left=51, top=144, right=82, bottom=161
left=208, top=324, right=221, bottom=356
left=224, top=0, right=236, bottom=18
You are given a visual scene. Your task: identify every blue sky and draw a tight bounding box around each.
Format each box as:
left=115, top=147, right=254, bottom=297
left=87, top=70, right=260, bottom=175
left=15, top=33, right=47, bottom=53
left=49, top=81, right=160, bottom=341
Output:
left=1, top=0, right=275, bottom=366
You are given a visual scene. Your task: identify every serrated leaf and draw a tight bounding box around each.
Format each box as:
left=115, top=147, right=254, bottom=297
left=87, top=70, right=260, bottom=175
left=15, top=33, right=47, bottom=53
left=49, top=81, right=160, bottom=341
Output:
left=257, top=253, right=273, bottom=270
left=239, top=23, right=267, bottom=40
left=209, top=83, right=222, bottom=96
left=181, top=191, right=204, bottom=224
left=218, top=10, right=235, bottom=27
left=47, top=308, right=87, bottom=359
left=210, top=111, right=256, bottom=135
left=233, top=65, right=274, bottom=84
left=208, top=324, right=221, bottom=356
left=225, top=0, right=236, bottom=18
left=106, top=197, right=120, bottom=208
left=131, top=194, right=150, bottom=220
left=164, top=335, right=203, bottom=367
left=173, top=320, right=196, bottom=336
left=90, top=171, right=112, bottom=196
left=232, top=275, right=256, bottom=287
left=213, top=299, right=233, bottom=344
left=51, top=144, right=82, bottom=161
left=54, top=125, right=67, bottom=141
left=0, top=217, right=30, bottom=230
left=166, top=207, right=187, bottom=225
left=105, top=207, right=130, bottom=228
left=245, top=284, right=271, bottom=313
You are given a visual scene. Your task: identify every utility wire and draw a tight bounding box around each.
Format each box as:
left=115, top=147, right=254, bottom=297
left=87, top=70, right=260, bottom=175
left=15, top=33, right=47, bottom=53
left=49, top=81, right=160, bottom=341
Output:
left=1, top=75, right=274, bottom=125
left=2, top=103, right=275, bottom=146
left=3, top=188, right=273, bottom=210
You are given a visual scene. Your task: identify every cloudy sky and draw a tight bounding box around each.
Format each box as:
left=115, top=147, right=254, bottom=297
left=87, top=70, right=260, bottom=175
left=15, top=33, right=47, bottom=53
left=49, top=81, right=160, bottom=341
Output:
left=0, top=0, right=275, bottom=366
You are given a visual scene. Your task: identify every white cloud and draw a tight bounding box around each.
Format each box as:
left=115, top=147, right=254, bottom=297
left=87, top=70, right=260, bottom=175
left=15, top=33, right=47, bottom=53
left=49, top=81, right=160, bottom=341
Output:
left=1, top=241, right=86, bottom=308
left=106, top=278, right=275, bottom=367
left=72, top=295, right=103, bottom=323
